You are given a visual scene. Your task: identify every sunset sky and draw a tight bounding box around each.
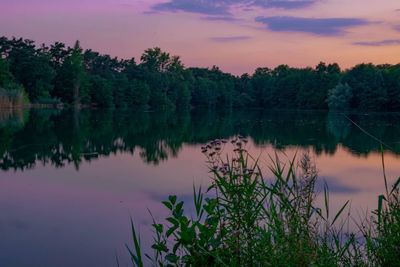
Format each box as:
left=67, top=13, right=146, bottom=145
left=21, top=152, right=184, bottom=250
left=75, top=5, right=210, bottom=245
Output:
left=1, top=0, right=400, bottom=74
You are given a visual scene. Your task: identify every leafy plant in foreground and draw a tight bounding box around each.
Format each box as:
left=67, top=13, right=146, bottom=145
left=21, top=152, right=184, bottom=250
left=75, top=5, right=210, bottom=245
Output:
left=361, top=150, right=400, bottom=266
left=127, top=138, right=399, bottom=266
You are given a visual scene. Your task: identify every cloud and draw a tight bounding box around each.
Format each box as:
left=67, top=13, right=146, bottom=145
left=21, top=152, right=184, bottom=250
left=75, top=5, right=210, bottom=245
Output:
left=255, top=16, right=370, bottom=35
left=152, top=0, right=230, bottom=15
left=209, top=36, right=252, bottom=42
left=254, top=0, right=316, bottom=9
left=152, top=0, right=319, bottom=16
left=202, top=16, right=242, bottom=22
left=353, top=39, right=400, bottom=46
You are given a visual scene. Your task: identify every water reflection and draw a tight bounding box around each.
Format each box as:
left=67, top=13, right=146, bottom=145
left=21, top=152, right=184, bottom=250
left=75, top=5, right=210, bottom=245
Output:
left=0, top=108, right=399, bottom=267
left=0, top=108, right=399, bottom=171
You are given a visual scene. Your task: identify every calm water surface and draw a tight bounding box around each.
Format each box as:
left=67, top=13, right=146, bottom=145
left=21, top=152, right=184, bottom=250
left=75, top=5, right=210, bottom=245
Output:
left=0, top=109, right=399, bottom=266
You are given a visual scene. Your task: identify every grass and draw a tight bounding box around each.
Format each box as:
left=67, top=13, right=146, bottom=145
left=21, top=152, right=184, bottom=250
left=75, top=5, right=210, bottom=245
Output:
left=127, top=137, right=400, bottom=266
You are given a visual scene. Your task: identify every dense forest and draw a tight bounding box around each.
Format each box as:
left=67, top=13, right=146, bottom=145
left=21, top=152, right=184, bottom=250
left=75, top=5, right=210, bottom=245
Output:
left=0, top=36, right=400, bottom=111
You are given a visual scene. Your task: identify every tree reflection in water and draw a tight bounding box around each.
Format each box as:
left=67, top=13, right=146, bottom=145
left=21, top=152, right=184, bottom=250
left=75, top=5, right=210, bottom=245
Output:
left=0, top=108, right=399, bottom=171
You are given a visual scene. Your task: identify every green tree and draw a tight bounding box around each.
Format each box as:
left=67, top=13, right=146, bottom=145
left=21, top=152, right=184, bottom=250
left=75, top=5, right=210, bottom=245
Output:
left=251, top=67, right=272, bottom=107
left=0, top=57, right=27, bottom=107
left=53, top=41, right=89, bottom=105
left=344, top=64, right=387, bottom=111
left=126, top=80, right=150, bottom=108
left=174, top=81, right=191, bottom=109
left=2, top=36, right=400, bottom=112
left=69, top=41, right=87, bottom=105
left=381, top=64, right=400, bottom=111
left=140, top=47, right=171, bottom=72
left=327, top=83, right=353, bottom=110
left=113, top=74, right=130, bottom=109
left=0, top=57, right=14, bottom=89
left=0, top=37, right=55, bottom=101
left=90, top=75, right=113, bottom=107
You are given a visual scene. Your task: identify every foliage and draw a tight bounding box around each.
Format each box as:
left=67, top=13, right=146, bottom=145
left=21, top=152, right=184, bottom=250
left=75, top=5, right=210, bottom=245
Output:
left=0, top=37, right=54, bottom=101
left=0, top=57, right=15, bottom=88
left=327, top=83, right=353, bottom=110
left=1, top=36, right=400, bottom=111
left=52, top=41, right=89, bottom=105
left=127, top=80, right=150, bottom=108
left=127, top=140, right=400, bottom=266
left=343, top=64, right=388, bottom=111
left=0, top=57, right=28, bottom=107
left=361, top=151, right=400, bottom=266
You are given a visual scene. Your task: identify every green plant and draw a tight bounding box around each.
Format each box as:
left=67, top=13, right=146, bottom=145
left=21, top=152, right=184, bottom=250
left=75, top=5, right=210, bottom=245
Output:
left=127, top=138, right=399, bottom=266
left=361, top=150, right=400, bottom=266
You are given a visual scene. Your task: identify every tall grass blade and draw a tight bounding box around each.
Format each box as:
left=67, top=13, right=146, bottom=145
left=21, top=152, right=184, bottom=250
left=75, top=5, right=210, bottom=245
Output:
left=331, top=200, right=349, bottom=226
left=127, top=217, right=143, bottom=267
left=324, top=182, right=329, bottom=220
left=377, top=194, right=385, bottom=227
left=390, top=177, right=400, bottom=195
left=381, top=146, right=389, bottom=197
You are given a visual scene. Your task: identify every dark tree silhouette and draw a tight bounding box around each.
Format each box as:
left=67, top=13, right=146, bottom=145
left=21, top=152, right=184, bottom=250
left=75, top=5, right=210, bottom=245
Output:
left=0, top=36, right=399, bottom=112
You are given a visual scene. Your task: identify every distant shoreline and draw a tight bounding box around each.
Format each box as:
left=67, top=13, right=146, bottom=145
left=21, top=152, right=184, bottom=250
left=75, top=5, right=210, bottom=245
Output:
left=1, top=36, right=400, bottom=112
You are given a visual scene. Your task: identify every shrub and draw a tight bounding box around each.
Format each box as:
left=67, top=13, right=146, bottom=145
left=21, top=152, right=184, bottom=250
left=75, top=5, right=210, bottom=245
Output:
left=327, top=83, right=353, bottom=111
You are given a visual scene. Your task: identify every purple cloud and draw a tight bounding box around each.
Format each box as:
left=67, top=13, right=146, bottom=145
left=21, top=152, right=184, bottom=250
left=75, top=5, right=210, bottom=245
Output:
left=152, top=0, right=230, bottom=15
left=202, top=16, right=242, bottom=22
left=256, top=16, right=370, bottom=36
left=254, top=0, right=316, bottom=9
left=353, top=39, right=400, bottom=46
left=152, top=0, right=319, bottom=16
left=209, top=36, right=252, bottom=42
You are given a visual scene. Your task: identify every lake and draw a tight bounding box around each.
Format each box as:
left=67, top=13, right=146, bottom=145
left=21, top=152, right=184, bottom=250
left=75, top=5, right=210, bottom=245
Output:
left=0, top=108, right=399, bottom=266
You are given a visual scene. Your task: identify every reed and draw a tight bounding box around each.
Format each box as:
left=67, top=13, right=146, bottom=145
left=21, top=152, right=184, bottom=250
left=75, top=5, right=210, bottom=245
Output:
left=127, top=138, right=400, bottom=266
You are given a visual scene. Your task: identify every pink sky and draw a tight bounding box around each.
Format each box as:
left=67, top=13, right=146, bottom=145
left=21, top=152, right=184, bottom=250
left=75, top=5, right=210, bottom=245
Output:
left=1, top=0, right=400, bottom=74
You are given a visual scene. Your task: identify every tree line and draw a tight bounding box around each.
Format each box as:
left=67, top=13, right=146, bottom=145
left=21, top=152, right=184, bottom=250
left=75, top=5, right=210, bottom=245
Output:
left=0, top=36, right=399, bottom=111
